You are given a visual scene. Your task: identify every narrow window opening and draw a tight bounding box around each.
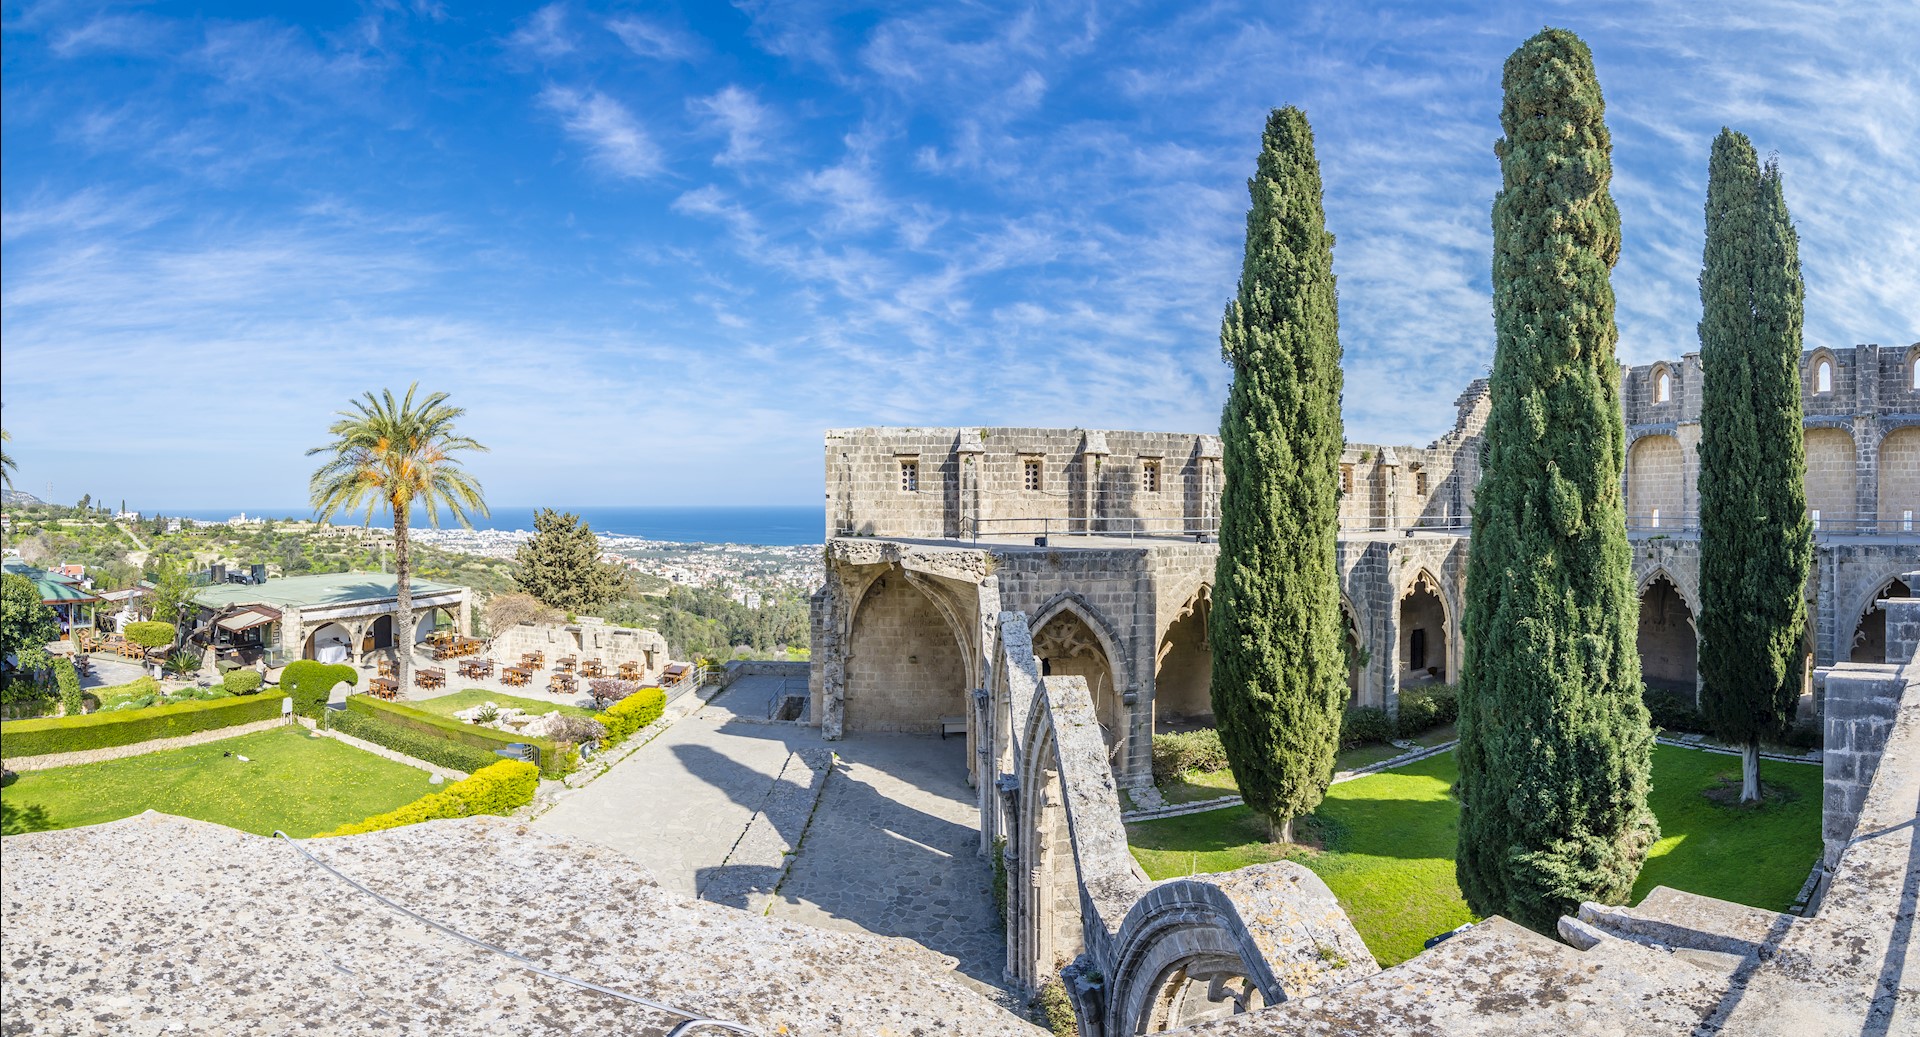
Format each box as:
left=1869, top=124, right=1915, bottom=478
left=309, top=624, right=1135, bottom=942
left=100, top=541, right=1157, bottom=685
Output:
left=1340, top=465, right=1354, bottom=495
left=1654, top=368, right=1671, bottom=403
left=899, top=460, right=918, bottom=493
left=1415, top=470, right=1429, bottom=496
left=1815, top=358, right=1833, bottom=394
left=1811, top=508, right=1822, bottom=530
left=1023, top=458, right=1043, bottom=492
left=1904, top=510, right=1914, bottom=533
left=1142, top=459, right=1161, bottom=494
left=1650, top=508, right=1661, bottom=529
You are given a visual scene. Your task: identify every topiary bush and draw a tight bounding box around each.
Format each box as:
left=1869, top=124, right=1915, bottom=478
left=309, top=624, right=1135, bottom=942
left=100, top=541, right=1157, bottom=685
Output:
left=320, top=759, right=540, bottom=837
left=1151, top=729, right=1230, bottom=783
left=281, top=659, right=358, bottom=718
left=325, top=707, right=501, bottom=773
left=0, top=694, right=289, bottom=758
left=599, top=686, right=667, bottom=746
left=223, top=669, right=264, bottom=695
left=53, top=658, right=84, bottom=717
left=124, top=621, right=176, bottom=652
left=1339, top=705, right=1394, bottom=749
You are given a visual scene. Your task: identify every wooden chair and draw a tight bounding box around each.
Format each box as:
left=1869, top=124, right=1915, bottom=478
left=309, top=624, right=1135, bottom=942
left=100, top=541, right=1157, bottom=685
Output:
left=378, top=658, right=395, bottom=678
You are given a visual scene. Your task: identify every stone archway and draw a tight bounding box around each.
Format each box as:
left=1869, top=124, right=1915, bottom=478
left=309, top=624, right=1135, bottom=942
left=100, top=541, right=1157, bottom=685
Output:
left=413, top=607, right=455, bottom=646
left=1016, top=721, right=1084, bottom=989
left=1399, top=571, right=1449, bottom=685
left=1852, top=576, right=1913, bottom=664
left=306, top=622, right=354, bottom=663
left=1637, top=574, right=1698, bottom=702
left=1341, top=599, right=1363, bottom=704
left=1139, top=954, right=1266, bottom=1030
left=361, top=615, right=394, bottom=654
left=1033, top=608, right=1121, bottom=753
left=845, top=569, right=971, bottom=733
left=1154, top=586, right=1211, bottom=724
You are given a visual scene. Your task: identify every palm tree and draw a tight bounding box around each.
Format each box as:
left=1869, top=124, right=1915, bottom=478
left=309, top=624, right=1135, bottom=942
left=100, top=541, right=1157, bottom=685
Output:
left=1, top=427, right=16, bottom=490
left=308, top=385, right=487, bottom=691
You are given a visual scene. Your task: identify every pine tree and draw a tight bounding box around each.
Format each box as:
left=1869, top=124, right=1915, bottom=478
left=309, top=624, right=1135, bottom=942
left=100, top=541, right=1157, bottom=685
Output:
left=511, top=509, right=633, bottom=614
left=1455, top=28, right=1658, bottom=933
left=1207, top=106, right=1347, bottom=843
left=1697, top=130, right=1812, bottom=803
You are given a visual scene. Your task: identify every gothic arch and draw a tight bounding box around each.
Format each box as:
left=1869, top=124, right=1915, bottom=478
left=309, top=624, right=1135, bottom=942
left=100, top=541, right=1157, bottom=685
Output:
left=1031, top=606, right=1123, bottom=754
left=1030, top=591, right=1132, bottom=692
left=843, top=565, right=973, bottom=733
left=1154, top=584, right=1213, bottom=722
left=1399, top=568, right=1455, bottom=684
left=1636, top=572, right=1699, bottom=700
left=1849, top=572, right=1914, bottom=665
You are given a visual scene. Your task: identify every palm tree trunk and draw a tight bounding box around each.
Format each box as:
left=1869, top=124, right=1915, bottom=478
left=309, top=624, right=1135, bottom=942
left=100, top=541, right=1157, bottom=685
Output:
left=394, top=505, right=412, bottom=693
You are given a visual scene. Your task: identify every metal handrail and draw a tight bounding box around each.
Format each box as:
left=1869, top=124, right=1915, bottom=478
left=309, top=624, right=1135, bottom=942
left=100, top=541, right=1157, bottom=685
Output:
left=272, top=831, right=761, bottom=1036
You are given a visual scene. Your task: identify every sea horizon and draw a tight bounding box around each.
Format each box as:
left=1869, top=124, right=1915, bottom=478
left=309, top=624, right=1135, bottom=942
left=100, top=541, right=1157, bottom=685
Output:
left=145, top=504, right=824, bottom=547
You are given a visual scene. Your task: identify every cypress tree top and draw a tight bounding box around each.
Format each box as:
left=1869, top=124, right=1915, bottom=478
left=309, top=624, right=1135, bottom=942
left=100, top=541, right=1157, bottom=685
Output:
left=1208, top=106, right=1347, bottom=837
left=1455, top=28, right=1657, bottom=934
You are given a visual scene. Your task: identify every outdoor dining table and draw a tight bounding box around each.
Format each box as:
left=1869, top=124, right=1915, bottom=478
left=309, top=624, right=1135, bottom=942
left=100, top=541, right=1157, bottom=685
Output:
left=548, top=671, right=577, bottom=693
left=416, top=667, right=447, bottom=690
left=369, top=677, right=399, bottom=700
left=581, top=659, right=605, bottom=678
left=502, top=666, right=531, bottom=687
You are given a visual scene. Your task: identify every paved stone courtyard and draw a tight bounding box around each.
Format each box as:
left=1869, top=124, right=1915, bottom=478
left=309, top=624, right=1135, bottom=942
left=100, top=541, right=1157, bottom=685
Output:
left=533, top=674, right=1007, bottom=992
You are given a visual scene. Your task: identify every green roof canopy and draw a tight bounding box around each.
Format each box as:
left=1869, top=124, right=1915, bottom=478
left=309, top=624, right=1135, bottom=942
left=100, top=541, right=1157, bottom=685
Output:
left=188, top=572, right=464, bottom=611
left=2, top=558, right=102, bottom=605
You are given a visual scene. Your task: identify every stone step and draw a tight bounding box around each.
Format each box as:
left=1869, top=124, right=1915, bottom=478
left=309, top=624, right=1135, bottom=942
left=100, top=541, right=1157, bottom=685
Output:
left=1575, top=886, right=1794, bottom=965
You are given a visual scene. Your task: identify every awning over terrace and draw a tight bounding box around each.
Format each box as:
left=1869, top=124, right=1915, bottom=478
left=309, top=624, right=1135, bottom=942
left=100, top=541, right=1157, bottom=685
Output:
left=215, top=607, right=282, bottom=633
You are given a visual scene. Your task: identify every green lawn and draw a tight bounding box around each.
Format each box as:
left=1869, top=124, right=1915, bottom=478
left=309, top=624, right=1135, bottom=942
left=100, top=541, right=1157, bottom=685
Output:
left=408, top=688, right=599, bottom=720
left=1, top=726, right=436, bottom=838
left=1126, top=746, right=1820, bottom=967
left=1150, top=731, right=1460, bottom=806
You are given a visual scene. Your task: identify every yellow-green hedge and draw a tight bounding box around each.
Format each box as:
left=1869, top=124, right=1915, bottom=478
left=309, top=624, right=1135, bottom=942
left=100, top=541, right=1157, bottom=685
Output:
left=321, top=759, right=540, bottom=836
left=600, top=687, right=667, bottom=746
left=0, top=693, right=289, bottom=758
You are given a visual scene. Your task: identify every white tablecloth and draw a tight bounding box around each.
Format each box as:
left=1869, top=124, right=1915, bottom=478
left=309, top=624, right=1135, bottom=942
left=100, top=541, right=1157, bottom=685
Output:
left=316, top=644, right=348, bottom=665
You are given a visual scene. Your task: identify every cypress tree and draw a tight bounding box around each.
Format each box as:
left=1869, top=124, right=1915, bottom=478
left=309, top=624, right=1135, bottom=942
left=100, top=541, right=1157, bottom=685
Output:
left=1208, top=106, right=1346, bottom=843
left=1697, top=130, right=1812, bottom=803
left=1455, top=28, right=1658, bottom=933
left=512, top=509, right=634, bottom=614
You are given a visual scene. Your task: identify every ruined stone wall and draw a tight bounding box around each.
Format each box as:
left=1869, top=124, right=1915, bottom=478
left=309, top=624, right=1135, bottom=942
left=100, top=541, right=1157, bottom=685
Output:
left=488, top=619, right=668, bottom=680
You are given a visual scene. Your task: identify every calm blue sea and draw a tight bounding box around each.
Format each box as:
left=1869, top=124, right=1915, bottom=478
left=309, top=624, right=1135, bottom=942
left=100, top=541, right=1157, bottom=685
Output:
left=160, top=505, right=823, bottom=546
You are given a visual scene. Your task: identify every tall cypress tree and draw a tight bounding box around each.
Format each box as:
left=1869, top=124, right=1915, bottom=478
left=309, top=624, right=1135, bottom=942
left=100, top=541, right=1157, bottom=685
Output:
left=1697, top=130, right=1812, bottom=803
left=1208, top=106, right=1346, bottom=844
left=1456, top=28, right=1658, bottom=933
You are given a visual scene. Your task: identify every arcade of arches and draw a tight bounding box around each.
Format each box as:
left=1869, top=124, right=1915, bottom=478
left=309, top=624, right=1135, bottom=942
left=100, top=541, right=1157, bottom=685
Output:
left=844, top=572, right=970, bottom=734
left=1399, top=572, right=1449, bottom=684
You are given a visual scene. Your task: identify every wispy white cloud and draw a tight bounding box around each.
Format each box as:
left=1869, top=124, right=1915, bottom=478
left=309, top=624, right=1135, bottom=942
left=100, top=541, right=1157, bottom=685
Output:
left=689, top=86, right=774, bottom=166
left=605, top=16, right=696, bottom=61
left=539, top=86, right=662, bottom=179
left=508, top=3, right=575, bottom=59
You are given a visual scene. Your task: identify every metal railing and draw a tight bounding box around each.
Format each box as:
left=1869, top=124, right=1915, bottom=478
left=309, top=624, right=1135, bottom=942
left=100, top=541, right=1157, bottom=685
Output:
left=1625, top=514, right=1920, bottom=535
left=957, top=515, right=1221, bottom=543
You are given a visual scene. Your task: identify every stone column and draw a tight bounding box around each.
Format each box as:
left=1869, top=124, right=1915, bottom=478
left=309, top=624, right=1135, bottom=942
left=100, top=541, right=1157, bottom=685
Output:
left=956, top=429, right=985, bottom=539
left=1676, top=421, right=1703, bottom=525
left=456, top=589, right=472, bottom=638
left=1079, top=430, right=1110, bottom=533
left=1195, top=435, right=1223, bottom=534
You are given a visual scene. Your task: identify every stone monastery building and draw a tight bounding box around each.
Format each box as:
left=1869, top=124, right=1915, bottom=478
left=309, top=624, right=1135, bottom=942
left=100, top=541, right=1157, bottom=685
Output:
left=810, top=343, right=1920, bottom=789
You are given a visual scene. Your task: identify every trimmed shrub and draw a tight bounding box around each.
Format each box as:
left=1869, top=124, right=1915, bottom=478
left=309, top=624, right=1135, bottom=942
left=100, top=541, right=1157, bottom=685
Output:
left=223, top=669, right=264, bottom=695
left=0, top=694, right=289, bottom=759
left=53, top=658, right=83, bottom=717
left=325, top=707, right=501, bottom=774
left=124, top=621, right=176, bottom=651
left=1339, top=705, right=1394, bottom=749
left=281, top=659, right=358, bottom=718
left=1644, top=689, right=1709, bottom=735
left=599, top=687, right=666, bottom=746
left=320, top=759, right=540, bottom=837
left=343, top=696, right=559, bottom=775
left=1395, top=684, right=1459, bottom=739
left=1151, top=729, right=1230, bottom=783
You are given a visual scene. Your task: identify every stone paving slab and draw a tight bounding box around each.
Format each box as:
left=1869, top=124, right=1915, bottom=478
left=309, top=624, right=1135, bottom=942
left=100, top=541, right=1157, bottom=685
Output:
left=698, top=747, right=834, bottom=912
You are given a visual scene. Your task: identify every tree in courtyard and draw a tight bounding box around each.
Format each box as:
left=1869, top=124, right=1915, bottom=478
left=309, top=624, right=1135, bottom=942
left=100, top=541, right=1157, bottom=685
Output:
left=1696, top=129, right=1813, bottom=804
left=1207, top=106, right=1347, bottom=843
left=2, top=572, right=60, bottom=672
left=309, top=384, right=488, bottom=690
left=484, top=590, right=563, bottom=635
left=1455, top=28, right=1658, bottom=934
left=511, top=509, right=634, bottom=615
left=1, top=426, right=15, bottom=489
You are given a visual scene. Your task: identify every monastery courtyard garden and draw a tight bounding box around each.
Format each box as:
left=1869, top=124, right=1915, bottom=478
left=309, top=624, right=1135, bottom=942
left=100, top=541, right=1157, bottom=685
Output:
left=0, top=726, right=437, bottom=838
left=1127, top=745, right=1824, bottom=966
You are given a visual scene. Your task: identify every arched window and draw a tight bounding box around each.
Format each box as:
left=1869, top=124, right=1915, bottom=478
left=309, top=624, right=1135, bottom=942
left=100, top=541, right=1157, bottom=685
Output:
left=1907, top=349, right=1919, bottom=392
left=1653, top=366, right=1671, bottom=403
left=1815, top=356, right=1834, bottom=394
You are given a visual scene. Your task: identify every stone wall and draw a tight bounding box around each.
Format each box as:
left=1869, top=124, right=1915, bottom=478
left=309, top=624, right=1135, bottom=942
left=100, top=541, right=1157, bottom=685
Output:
left=488, top=619, right=669, bottom=680
left=1821, top=576, right=1917, bottom=867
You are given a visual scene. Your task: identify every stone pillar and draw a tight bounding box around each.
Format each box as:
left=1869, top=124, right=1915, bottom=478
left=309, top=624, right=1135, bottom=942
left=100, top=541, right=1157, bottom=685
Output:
left=1378, top=448, right=1401, bottom=530
left=956, top=429, right=984, bottom=538
left=281, top=606, right=305, bottom=661
left=1079, top=430, right=1110, bottom=533
left=456, top=590, right=472, bottom=638
left=1195, top=435, right=1223, bottom=534
left=1676, top=421, right=1703, bottom=525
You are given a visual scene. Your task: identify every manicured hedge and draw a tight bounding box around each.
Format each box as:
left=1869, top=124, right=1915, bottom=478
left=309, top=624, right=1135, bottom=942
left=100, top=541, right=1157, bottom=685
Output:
left=321, top=759, right=540, bottom=837
left=343, top=696, right=559, bottom=775
left=282, top=660, right=357, bottom=718
left=53, top=658, right=83, bottom=717
left=1644, top=688, right=1709, bottom=734
left=599, top=686, right=667, bottom=746
left=0, top=693, right=289, bottom=759
left=1340, top=705, right=1394, bottom=749
left=1395, top=684, right=1459, bottom=739
left=224, top=669, right=264, bottom=695
left=325, top=706, right=501, bottom=774
left=1151, top=729, right=1229, bottom=782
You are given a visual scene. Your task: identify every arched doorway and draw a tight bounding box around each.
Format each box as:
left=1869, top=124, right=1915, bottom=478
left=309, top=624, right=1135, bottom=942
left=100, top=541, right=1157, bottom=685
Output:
left=306, top=622, right=354, bottom=663
left=1155, top=587, right=1211, bottom=725
left=1399, top=571, right=1449, bottom=685
left=1341, top=601, right=1364, bottom=704
left=414, top=608, right=453, bottom=646
left=1637, top=575, right=1698, bottom=702
left=361, top=615, right=394, bottom=654
left=845, top=570, right=969, bottom=733
left=1852, top=576, right=1913, bottom=664
left=1034, top=608, right=1121, bottom=752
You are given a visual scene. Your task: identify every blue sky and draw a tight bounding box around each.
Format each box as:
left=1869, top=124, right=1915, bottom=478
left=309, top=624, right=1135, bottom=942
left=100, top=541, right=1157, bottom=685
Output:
left=3, top=1, right=1915, bottom=510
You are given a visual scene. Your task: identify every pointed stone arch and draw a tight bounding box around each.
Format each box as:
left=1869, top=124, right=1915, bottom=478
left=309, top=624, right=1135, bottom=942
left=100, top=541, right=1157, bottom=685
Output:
left=1154, top=583, right=1213, bottom=723
left=843, top=565, right=973, bottom=733
left=1636, top=570, right=1699, bottom=701
left=1398, top=568, right=1453, bottom=685
left=1030, top=597, right=1125, bottom=755
left=1851, top=573, right=1914, bottom=665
